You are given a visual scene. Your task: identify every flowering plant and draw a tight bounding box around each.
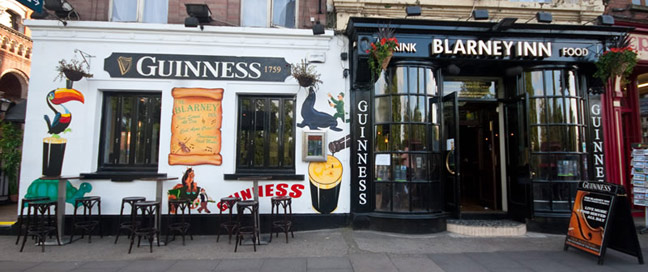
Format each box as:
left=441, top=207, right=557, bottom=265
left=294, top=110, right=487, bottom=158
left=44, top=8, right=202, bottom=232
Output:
left=593, top=46, right=637, bottom=86
left=291, top=58, right=322, bottom=88
left=367, top=27, right=399, bottom=81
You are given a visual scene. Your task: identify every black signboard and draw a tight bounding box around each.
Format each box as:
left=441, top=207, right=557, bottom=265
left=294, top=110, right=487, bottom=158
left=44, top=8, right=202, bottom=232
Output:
left=104, top=53, right=291, bottom=82
left=564, top=181, right=644, bottom=265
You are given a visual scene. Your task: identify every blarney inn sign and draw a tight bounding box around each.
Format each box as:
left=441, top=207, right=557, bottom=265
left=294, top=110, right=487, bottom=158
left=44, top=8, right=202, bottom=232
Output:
left=104, top=53, right=291, bottom=82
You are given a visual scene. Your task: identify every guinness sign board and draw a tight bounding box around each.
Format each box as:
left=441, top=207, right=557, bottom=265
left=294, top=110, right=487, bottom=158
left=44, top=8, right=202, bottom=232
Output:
left=104, top=53, right=291, bottom=82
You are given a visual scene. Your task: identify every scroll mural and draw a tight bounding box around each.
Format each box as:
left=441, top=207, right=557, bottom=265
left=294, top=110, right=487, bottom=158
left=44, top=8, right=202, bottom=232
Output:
left=169, top=88, right=223, bottom=165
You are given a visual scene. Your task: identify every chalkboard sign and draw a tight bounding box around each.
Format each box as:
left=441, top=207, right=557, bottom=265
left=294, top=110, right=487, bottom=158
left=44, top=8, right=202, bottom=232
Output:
left=564, top=181, right=644, bottom=265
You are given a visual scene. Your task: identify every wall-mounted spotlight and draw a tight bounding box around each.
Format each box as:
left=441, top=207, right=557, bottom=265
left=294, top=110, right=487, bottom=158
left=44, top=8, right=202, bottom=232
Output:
left=597, top=15, right=614, bottom=25
left=185, top=4, right=212, bottom=30
left=33, top=0, right=79, bottom=24
left=491, top=18, right=518, bottom=32
left=472, top=9, right=490, bottom=20
left=312, top=21, right=325, bottom=35
left=535, top=12, right=552, bottom=23
left=406, top=6, right=422, bottom=16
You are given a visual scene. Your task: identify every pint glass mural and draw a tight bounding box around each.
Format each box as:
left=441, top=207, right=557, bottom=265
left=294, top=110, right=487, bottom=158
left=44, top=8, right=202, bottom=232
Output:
left=309, top=155, right=343, bottom=214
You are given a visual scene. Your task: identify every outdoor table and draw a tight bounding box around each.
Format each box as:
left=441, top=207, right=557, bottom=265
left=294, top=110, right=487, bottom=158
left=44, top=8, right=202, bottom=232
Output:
left=237, top=176, right=272, bottom=244
left=38, top=175, right=83, bottom=245
left=139, top=176, right=178, bottom=245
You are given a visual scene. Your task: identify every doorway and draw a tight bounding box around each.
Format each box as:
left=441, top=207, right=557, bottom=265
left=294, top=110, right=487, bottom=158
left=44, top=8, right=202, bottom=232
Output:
left=458, top=102, right=501, bottom=212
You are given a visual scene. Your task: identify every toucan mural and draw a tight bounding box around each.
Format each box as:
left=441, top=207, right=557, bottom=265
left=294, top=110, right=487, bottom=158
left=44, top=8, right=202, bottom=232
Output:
left=44, top=88, right=84, bottom=134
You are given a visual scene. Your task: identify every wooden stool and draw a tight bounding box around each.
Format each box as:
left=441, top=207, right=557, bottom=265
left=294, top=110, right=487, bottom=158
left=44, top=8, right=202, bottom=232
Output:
left=234, top=200, right=259, bottom=252
left=270, top=196, right=294, bottom=243
left=166, top=199, right=193, bottom=245
left=19, top=200, right=60, bottom=252
left=114, top=196, right=145, bottom=244
left=128, top=201, right=160, bottom=254
left=217, top=196, right=240, bottom=243
left=70, top=196, right=102, bottom=243
left=15, top=196, right=49, bottom=245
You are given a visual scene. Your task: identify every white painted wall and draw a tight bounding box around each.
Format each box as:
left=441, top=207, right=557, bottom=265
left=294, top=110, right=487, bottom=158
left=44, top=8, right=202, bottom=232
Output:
left=21, top=20, right=350, bottom=216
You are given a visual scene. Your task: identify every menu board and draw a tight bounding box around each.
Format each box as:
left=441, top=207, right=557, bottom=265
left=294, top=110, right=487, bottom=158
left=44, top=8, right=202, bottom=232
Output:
left=631, top=144, right=648, bottom=207
left=168, top=88, right=223, bottom=165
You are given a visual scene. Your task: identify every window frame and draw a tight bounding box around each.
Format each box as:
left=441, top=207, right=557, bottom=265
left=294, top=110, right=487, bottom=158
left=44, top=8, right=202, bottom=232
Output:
left=235, top=95, right=296, bottom=174
left=240, top=0, right=299, bottom=28
left=109, top=0, right=168, bottom=23
left=97, top=91, right=162, bottom=172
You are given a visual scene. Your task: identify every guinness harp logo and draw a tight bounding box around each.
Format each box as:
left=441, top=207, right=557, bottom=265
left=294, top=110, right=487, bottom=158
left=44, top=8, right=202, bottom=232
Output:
left=117, top=56, right=132, bottom=75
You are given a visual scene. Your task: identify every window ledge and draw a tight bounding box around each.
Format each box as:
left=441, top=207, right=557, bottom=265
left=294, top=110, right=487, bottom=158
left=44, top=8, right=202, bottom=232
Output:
left=224, top=173, right=304, bottom=181
left=629, top=4, right=648, bottom=12
left=81, top=171, right=167, bottom=182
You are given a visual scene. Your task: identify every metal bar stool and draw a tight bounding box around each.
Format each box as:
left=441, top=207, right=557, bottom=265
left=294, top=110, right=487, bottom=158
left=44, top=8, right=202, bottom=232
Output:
left=234, top=200, right=259, bottom=252
left=69, top=196, right=102, bottom=243
left=128, top=201, right=160, bottom=254
left=19, top=200, right=60, bottom=252
left=269, top=196, right=294, bottom=243
left=15, top=196, right=50, bottom=245
left=217, top=196, right=240, bottom=243
left=166, top=198, right=193, bottom=245
left=114, top=196, right=145, bottom=244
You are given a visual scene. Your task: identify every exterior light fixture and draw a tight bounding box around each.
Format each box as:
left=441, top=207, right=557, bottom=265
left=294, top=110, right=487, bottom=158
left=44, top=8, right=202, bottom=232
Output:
left=491, top=17, right=518, bottom=32
left=472, top=9, right=489, bottom=20
left=312, top=21, right=325, bottom=35
left=0, top=97, right=13, bottom=119
left=597, top=15, right=615, bottom=25
left=536, top=12, right=552, bottom=23
left=185, top=4, right=212, bottom=30
left=406, top=6, right=422, bottom=16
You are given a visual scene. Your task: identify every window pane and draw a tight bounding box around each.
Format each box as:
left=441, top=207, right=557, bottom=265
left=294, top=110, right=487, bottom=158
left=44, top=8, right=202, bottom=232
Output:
left=533, top=183, right=551, bottom=211
left=430, top=125, right=440, bottom=152
left=142, top=0, right=168, bottom=23
left=529, top=98, right=545, bottom=124
left=268, top=99, right=280, bottom=167
left=375, top=160, right=391, bottom=181
left=552, top=183, right=575, bottom=211
left=112, top=0, right=138, bottom=22
left=375, top=124, right=389, bottom=152
left=253, top=99, right=266, bottom=167
left=375, top=96, right=391, bottom=123
left=393, top=183, right=410, bottom=212
left=272, top=0, right=295, bottom=28
left=544, top=70, right=554, bottom=96
left=150, top=97, right=161, bottom=164
left=426, top=68, right=437, bottom=95
left=119, top=97, right=133, bottom=164
left=395, top=67, right=406, bottom=94
left=526, top=71, right=544, bottom=96
left=411, top=183, right=430, bottom=212
left=283, top=99, right=294, bottom=167
left=408, top=67, right=417, bottom=94
left=242, top=0, right=267, bottom=27
left=409, top=95, right=425, bottom=122
left=375, top=183, right=391, bottom=211
left=530, top=155, right=553, bottom=181
left=239, top=99, right=253, bottom=167
left=410, top=153, right=429, bottom=181
left=102, top=96, right=119, bottom=164
left=411, top=124, right=427, bottom=151
left=547, top=98, right=565, bottom=123
left=392, top=95, right=407, bottom=122
left=134, top=97, right=150, bottom=164
left=393, top=153, right=407, bottom=181
left=390, top=124, right=407, bottom=151
left=553, top=70, right=563, bottom=96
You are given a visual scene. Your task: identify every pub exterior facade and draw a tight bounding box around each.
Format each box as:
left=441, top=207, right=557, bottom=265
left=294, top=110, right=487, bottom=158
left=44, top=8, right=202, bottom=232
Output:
left=19, top=19, right=351, bottom=232
left=345, top=17, right=630, bottom=232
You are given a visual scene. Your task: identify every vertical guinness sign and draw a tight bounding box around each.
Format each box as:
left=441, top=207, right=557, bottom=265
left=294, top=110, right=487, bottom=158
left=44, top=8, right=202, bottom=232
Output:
left=588, top=94, right=605, bottom=182
left=351, top=88, right=372, bottom=212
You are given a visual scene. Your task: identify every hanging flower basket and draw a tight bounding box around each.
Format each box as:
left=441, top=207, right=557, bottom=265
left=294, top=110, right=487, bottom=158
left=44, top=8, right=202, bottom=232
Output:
left=291, top=59, right=322, bottom=88
left=367, top=27, right=399, bottom=81
left=55, top=58, right=93, bottom=82
left=593, top=46, right=637, bottom=87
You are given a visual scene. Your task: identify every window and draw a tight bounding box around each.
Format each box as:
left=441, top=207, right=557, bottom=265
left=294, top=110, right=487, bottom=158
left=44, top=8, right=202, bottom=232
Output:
left=99, top=92, right=161, bottom=171
left=236, top=96, right=295, bottom=173
left=374, top=64, right=442, bottom=213
left=520, top=69, right=587, bottom=214
left=111, top=0, right=168, bottom=23
left=241, top=0, right=296, bottom=28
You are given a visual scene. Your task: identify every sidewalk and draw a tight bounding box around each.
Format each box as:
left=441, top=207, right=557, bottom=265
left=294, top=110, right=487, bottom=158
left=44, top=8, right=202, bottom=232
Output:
left=0, top=228, right=646, bottom=271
